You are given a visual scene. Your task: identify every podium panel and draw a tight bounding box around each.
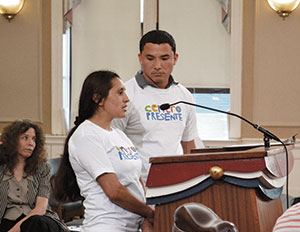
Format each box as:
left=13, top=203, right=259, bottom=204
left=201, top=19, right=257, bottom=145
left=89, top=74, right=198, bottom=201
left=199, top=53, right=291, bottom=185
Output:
left=153, top=181, right=282, bottom=231
left=146, top=145, right=294, bottom=232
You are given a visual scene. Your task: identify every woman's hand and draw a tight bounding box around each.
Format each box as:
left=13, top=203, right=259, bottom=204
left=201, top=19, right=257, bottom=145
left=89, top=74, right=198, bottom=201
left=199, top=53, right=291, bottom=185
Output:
left=8, top=197, right=48, bottom=232
left=146, top=208, right=154, bottom=225
left=8, top=224, right=21, bottom=232
left=142, top=218, right=154, bottom=232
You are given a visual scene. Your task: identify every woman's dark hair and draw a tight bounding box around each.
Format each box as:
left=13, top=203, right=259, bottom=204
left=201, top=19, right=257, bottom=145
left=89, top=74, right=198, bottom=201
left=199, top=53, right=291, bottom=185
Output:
left=52, top=70, right=120, bottom=201
left=0, top=119, right=46, bottom=175
left=139, top=29, right=176, bottom=54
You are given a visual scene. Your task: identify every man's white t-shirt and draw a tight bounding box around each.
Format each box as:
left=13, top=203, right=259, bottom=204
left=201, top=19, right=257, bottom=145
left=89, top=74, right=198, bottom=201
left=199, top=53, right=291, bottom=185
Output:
left=69, top=120, right=145, bottom=232
left=112, top=77, right=198, bottom=182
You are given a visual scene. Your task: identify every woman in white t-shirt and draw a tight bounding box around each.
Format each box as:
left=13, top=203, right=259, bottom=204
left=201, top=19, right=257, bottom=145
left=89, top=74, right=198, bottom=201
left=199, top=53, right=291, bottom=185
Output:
left=52, top=71, right=154, bottom=232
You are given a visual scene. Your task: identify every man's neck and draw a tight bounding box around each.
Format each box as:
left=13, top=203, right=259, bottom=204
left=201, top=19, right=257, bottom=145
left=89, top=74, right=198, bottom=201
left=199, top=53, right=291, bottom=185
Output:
left=135, top=71, right=177, bottom=89
left=142, top=73, right=168, bottom=89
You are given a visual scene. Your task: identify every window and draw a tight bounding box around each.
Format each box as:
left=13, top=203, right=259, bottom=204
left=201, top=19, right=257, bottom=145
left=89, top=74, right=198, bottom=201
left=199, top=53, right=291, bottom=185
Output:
left=52, top=1, right=242, bottom=139
left=63, top=28, right=71, bottom=131
left=188, top=88, right=230, bottom=140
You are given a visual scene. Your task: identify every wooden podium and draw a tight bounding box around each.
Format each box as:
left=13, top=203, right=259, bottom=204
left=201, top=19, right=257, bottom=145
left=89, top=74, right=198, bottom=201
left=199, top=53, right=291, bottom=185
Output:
left=146, top=144, right=294, bottom=232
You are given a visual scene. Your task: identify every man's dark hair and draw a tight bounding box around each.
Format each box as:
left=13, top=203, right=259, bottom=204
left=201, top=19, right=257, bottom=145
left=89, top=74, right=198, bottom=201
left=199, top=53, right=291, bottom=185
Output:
left=139, top=30, right=176, bottom=54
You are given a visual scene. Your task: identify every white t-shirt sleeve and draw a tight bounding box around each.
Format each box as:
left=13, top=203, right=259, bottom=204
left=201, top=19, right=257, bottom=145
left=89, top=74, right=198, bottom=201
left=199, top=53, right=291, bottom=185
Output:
left=70, top=133, right=115, bottom=180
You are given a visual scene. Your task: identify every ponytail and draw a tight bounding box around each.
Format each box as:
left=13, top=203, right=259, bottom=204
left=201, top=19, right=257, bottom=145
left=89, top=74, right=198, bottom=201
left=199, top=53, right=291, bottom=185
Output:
left=51, top=70, right=119, bottom=202
left=51, top=127, right=82, bottom=201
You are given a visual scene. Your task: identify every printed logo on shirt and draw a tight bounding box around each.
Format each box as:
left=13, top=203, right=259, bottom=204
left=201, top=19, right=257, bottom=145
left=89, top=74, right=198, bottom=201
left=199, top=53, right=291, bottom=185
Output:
left=115, top=146, right=139, bottom=160
left=144, top=104, right=183, bottom=121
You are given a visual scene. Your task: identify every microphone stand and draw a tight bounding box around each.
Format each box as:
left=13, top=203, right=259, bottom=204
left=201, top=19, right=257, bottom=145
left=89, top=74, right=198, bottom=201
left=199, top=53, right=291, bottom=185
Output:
left=162, top=101, right=280, bottom=148
left=161, top=101, right=294, bottom=209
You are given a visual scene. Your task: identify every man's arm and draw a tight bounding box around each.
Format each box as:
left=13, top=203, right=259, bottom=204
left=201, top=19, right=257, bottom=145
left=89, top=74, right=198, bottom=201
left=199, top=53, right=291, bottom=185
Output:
left=181, top=140, right=196, bottom=154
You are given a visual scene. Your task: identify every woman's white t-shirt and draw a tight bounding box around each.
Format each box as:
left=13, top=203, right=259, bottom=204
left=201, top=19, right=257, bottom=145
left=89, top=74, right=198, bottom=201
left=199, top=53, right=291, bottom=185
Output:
left=68, top=120, right=145, bottom=232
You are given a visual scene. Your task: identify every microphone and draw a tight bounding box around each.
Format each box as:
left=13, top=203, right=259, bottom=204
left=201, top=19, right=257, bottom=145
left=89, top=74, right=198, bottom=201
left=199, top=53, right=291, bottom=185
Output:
left=160, top=101, right=281, bottom=147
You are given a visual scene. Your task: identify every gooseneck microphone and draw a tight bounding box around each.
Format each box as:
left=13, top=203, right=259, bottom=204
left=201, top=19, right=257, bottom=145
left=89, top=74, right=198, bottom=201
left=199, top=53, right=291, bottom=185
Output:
left=160, top=101, right=281, bottom=146
left=161, top=100, right=291, bottom=209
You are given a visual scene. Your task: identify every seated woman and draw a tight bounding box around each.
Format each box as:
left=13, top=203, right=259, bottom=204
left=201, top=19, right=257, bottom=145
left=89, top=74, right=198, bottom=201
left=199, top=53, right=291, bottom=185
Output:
left=52, top=70, right=154, bottom=232
left=0, top=120, right=68, bottom=232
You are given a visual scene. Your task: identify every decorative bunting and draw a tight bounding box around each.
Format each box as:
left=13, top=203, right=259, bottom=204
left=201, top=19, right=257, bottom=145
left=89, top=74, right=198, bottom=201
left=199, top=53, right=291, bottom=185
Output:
left=64, top=0, right=81, bottom=32
left=217, top=0, right=231, bottom=33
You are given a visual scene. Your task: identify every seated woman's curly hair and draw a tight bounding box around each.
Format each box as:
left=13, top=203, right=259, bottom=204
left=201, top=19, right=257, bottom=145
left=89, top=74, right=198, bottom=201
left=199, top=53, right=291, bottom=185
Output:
left=0, top=119, right=46, bottom=175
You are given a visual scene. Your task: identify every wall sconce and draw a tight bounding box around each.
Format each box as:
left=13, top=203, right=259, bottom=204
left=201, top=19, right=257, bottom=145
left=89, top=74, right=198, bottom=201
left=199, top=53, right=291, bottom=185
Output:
left=0, top=0, right=25, bottom=21
left=267, top=0, right=300, bottom=19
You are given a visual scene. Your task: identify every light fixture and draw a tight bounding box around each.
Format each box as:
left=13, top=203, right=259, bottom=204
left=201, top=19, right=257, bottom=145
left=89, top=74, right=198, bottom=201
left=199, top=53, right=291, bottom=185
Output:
left=0, top=0, right=25, bottom=21
left=267, top=0, right=300, bottom=19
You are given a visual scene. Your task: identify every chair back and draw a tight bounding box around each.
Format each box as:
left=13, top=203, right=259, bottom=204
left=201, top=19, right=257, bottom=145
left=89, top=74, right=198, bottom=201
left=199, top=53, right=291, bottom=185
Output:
left=46, top=157, right=84, bottom=222
left=47, top=157, right=62, bottom=176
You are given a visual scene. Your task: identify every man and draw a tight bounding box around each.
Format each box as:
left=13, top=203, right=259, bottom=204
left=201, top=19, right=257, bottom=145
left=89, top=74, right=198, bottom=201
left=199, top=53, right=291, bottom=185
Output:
left=112, top=30, right=201, bottom=182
